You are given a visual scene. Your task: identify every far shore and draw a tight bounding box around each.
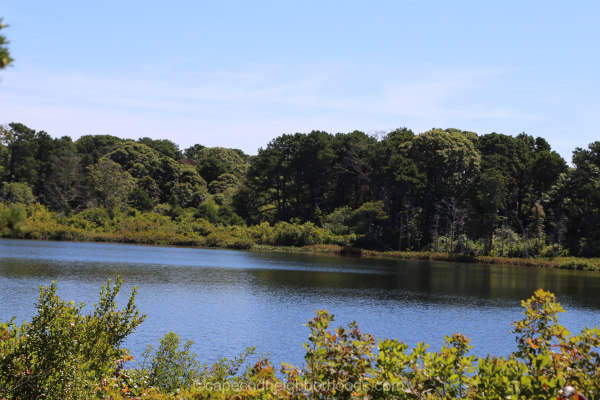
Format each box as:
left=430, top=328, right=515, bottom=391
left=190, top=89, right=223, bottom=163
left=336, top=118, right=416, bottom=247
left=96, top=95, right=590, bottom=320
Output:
left=253, top=243, right=600, bottom=271
left=4, top=235, right=599, bottom=272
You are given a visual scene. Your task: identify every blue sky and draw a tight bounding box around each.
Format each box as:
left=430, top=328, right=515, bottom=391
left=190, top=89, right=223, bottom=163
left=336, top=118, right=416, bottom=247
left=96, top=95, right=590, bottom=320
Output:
left=1, top=1, right=598, bottom=161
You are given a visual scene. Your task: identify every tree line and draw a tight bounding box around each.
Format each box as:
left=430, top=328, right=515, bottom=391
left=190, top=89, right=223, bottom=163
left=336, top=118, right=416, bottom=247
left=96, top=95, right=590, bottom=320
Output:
left=1, top=122, right=600, bottom=257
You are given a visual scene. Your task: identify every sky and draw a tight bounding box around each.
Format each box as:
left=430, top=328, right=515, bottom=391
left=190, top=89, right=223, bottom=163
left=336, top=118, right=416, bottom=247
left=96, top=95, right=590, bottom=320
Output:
left=0, top=1, right=599, bottom=161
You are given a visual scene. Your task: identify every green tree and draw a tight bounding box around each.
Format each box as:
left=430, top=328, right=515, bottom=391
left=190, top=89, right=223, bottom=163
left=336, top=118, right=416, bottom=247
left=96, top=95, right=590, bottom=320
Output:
left=75, top=134, right=124, bottom=167
left=245, top=132, right=335, bottom=223
left=542, top=172, right=570, bottom=247
left=107, top=141, right=162, bottom=179
left=473, top=132, right=566, bottom=254
left=42, top=139, right=85, bottom=213
left=208, top=172, right=240, bottom=207
left=565, top=142, right=600, bottom=256
left=244, top=134, right=297, bottom=222
left=0, top=124, right=13, bottom=180
left=88, top=158, right=135, bottom=213
left=183, top=143, right=206, bottom=160
left=375, top=129, right=424, bottom=248
left=137, top=137, right=183, bottom=160
left=0, top=19, right=13, bottom=68
left=406, top=129, right=481, bottom=247
left=191, top=146, right=249, bottom=183
left=128, top=187, right=154, bottom=211
left=330, top=130, right=377, bottom=210
left=194, top=199, right=220, bottom=223
left=291, top=131, right=336, bottom=221
left=0, top=181, right=36, bottom=204
left=352, top=200, right=389, bottom=249
left=4, top=123, right=40, bottom=187
left=106, top=141, right=208, bottom=207
left=323, top=206, right=354, bottom=235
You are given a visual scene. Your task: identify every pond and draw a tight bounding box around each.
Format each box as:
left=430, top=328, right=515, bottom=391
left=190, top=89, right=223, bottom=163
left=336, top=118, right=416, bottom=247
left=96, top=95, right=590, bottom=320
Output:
left=1, top=238, right=599, bottom=366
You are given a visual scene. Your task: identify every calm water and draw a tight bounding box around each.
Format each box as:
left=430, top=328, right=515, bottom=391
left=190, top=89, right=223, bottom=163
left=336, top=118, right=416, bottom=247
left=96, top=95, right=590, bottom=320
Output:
left=1, top=239, right=599, bottom=366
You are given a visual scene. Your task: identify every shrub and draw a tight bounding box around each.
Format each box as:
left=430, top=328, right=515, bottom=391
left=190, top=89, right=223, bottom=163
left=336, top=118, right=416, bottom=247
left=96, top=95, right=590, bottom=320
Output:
left=273, top=221, right=302, bottom=246
left=540, top=243, right=569, bottom=258
left=0, top=203, right=26, bottom=235
left=136, top=332, right=203, bottom=393
left=323, top=206, right=354, bottom=235
left=226, top=237, right=254, bottom=249
left=248, top=221, right=275, bottom=244
left=75, top=206, right=111, bottom=228
left=558, top=260, right=596, bottom=271
left=0, top=278, right=144, bottom=400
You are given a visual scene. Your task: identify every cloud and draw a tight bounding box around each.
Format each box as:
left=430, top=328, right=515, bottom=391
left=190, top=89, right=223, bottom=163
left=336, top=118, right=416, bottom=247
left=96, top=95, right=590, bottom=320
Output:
left=0, top=61, right=537, bottom=153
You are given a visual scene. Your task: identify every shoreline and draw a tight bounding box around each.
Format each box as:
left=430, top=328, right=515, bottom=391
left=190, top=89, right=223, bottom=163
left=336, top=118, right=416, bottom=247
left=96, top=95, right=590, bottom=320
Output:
left=254, top=243, right=600, bottom=270
left=5, top=234, right=599, bottom=272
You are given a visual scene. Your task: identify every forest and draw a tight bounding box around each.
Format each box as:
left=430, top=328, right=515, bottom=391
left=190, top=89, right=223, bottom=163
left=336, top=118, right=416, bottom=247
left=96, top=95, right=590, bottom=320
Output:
left=1, top=122, right=600, bottom=259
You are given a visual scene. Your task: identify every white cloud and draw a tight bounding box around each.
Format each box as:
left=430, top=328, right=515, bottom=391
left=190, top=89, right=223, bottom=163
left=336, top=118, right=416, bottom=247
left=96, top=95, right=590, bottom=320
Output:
left=0, top=62, right=540, bottom=153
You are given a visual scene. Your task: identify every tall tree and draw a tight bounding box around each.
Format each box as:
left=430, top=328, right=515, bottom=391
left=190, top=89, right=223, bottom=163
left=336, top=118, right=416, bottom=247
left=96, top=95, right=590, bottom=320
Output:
left=75, top=135, right=124, bottom=167
left=87, top=158, right=135, bottom=213
left=190, top=147, right=249, bottom=183
left=406, top=129, right=481, bottom=247
left=0, top=125, right=13, bottom=180
left=42, top=138, right=85, bottom=213
left=565, top=142, right=600, bottom=256
left=4, top=123, right=55, bottom=197
left=244, top=134, right=295, bottom=222
left=372, top=128, right=421, bottom=237
left=245, top=132, right=336, bottom=222
left=291, top=131, right=336, bottom=221
left=330, top=131, right=376, bottom=210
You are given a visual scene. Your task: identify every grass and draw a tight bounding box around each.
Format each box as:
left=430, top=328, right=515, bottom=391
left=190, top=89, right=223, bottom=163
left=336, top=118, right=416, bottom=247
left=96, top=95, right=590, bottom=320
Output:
left=262, top=244, right=600, bottom=271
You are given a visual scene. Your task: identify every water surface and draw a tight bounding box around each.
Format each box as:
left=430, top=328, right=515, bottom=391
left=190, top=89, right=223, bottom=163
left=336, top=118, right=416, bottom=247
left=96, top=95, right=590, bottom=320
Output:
left=1, top=239, right=599, bottom=366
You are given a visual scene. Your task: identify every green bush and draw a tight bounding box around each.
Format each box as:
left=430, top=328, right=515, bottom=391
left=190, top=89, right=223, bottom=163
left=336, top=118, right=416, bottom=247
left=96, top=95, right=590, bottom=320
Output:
left=226, top=236, right=254, bottom=249
left=540, top=243, right=569, bottom=258
left=0, top=203, right=26, bottom=235
left=558, top=260, right=596, bottom=271
left=0, top=278, right=144, bottom=400
left=323, top=206, right=353, bottom=235
left=273, top=221, right=303, bottom=246
left=135, top=332, right=203, bottom=393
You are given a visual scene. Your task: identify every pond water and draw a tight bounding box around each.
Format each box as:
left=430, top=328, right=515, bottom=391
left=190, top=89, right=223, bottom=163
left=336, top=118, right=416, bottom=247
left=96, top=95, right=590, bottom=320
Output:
left=1, top=238, right=599, bottom=366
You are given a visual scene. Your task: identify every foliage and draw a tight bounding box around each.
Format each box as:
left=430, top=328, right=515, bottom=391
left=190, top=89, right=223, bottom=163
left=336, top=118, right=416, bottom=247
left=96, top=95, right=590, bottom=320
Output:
left=323, top=206, right=353, bottom=235
left=2, top=281, right=600, bottom=399
left=134, top=332, right=203, bottom=393
left=5, top=122, right=600, bottom=257
left=137, top=137, right=183, bottom=160
left=191, top=146, right=249, bottom=183
left=1, top=181, right=36, bottom=204
left=0, top=202, right=26, bottom=235
left=87, top=158, right=135, bottom=214
left=557, top=260, right=598, bottom=271
left=0, top=18, right=13, bottom=68
left=0, top=277, right=144, bottom=400
left=284, top=309, right=376, bottom=399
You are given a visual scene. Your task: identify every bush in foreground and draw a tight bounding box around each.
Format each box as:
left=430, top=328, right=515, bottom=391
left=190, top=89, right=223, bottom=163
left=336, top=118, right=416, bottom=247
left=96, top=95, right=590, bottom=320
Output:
left=0, top=278, right=144, bottom=399
left=1, top=282, right=599, bottom=399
